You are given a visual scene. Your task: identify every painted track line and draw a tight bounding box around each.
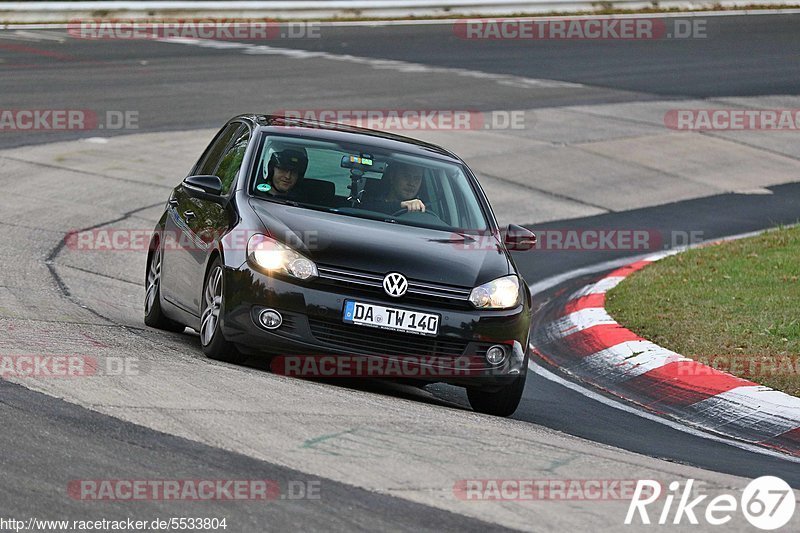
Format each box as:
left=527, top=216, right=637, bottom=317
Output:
left=529, top=230, right=800, bottom=458
left=529, top=360, right=800, bottom=464
left=6, top=9, right=800, bottom=30
left=153, top=36, right=583, bottom=89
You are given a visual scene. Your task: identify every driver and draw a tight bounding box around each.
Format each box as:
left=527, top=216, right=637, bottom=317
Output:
left=259, top=148, right=308, bottom=197
left=362, top=161, right=426, bottom=214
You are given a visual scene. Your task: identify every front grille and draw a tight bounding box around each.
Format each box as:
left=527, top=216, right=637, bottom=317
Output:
left=279, top=313, right=298, bottom=333
left=317, top=265, right=473, bottom=309
left=308, top=318, right=469, bottom=358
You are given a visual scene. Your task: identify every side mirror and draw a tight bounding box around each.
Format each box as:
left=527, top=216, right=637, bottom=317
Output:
left=504, top=224, right=537, bottom=251
left=184, top=175, right=223, bottom=196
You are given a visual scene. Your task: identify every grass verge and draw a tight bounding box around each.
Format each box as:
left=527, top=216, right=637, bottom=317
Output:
left=606, top=225, right=800, bottom=397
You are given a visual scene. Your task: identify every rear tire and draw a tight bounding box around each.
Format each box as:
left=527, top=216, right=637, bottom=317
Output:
left=466, top=374, right=526, bottom=417
left=144, top=244, right=185, bottom=333
left=200, top=258, right=246, bottom=364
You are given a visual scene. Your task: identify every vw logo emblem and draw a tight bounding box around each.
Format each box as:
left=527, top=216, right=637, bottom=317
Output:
left=383, top=272, right=408, bottom=297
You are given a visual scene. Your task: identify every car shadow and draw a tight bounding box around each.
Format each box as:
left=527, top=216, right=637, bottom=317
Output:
left=175, top=327, right=472, bottom=413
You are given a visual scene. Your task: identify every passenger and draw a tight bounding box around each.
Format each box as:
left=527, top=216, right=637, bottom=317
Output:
left=362, top=161, right=426, bottom=214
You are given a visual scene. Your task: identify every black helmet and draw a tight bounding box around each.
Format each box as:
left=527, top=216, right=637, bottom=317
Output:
left=267, top=148, right=308, bottom=181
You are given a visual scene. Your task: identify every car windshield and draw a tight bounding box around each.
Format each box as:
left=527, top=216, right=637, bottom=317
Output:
left=250, top=133, right=490, bottom=231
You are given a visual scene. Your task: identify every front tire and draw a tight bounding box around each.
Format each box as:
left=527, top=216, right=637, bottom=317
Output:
left=466, top=374, right=526, bottom=417
left=144, top=244, right=185, bottom=332
left=200, top=258, right=245, bottom=364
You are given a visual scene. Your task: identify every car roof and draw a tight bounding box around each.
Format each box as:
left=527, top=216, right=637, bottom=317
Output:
left=231, top=114, right=463, bottom=164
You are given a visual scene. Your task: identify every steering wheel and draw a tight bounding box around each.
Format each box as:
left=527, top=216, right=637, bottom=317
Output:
left=391, top=207, right=442, bottom=220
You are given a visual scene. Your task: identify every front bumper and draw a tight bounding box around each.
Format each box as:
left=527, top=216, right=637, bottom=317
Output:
left=220, top=266, right=531, bottom=389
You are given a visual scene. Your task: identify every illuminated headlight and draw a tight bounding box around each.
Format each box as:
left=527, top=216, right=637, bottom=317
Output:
left=247, top=234, right=318, bottom=280
left=469, top=275, right=521, bottom=309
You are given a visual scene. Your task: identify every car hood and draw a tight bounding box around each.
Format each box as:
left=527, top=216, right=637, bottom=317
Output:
left=249, top=199, right=511, bottom=288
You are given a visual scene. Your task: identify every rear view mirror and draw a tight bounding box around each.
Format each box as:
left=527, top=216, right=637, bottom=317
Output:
left=341, top=154, right=386, bottom=173
left=184, top=175, right=223, bottom=196
left=504, top=224, right=537, bottom=251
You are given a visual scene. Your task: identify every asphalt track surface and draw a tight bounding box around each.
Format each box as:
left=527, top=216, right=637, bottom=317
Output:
left=1, top=14, right=799, bottom=148
left=1, top=14, right=800, bottom=531
left=518, top=183, right=800, bottom=487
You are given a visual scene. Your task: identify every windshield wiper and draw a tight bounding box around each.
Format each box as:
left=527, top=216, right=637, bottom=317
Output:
left=448, top=233, right=478, bottom=242
left=428, top=233, right=478, bottom=244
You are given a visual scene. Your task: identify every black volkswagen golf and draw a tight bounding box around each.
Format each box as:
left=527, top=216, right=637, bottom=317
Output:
left=145, top=115, right=536, bottom=416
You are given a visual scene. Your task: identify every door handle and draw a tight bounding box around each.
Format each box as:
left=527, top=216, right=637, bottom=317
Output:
left=183, top=210, right=195, bottom=220
left=167, top=197, right=178, bottom=207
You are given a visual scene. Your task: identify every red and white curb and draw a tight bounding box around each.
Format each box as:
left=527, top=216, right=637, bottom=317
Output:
left=535, top=250, right=800, bottom=457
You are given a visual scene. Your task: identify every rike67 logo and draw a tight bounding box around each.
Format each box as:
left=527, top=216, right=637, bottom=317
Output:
left=626, top=477, right=796, bottom=530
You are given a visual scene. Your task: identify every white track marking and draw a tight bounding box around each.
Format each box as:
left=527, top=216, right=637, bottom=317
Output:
left=684, top=386, right=800, bottom=436
left=547, top=307, right=616, bottom=338
left=569, top=275, right=627, bottom=299
left=530, top=360, right=800, bottom=463
left=13, top=30, right=67, bottom=41
left=6, top=9, right=800, bottom=31
left=155, top=36, right=584, bottom=89
left=528, top=253, right=655, bottom=296
left=0, top=30, right=53, bottom=42
left=529, top=227, right=800, bottom=461
left=529, top=227, right=774, bottom=297
left=578, top=340, right=687, bottom=382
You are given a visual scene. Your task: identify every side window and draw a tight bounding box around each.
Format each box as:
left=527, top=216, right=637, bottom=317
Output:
left=215, top=126, right=250, bottom=195
left=195, top=123, right=241, bottom=177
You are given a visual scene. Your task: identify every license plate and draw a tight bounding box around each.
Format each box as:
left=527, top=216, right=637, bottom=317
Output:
left=343, top=300, right=439, bottom=336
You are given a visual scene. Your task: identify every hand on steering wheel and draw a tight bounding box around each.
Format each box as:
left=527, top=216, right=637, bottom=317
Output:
left=400, top=199, right=426, bottom=213
left=391, top=199, right=440, bottom=219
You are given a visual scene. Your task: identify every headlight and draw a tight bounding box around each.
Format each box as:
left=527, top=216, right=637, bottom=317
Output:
left=469, top=275, right=521, bottom=309
left=247, top=234, right=318, bottom=280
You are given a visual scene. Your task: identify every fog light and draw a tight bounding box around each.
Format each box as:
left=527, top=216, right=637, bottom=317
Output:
left=485, top=345, right=507, bottom=365
left=259, top=309, right=283, bottom=330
